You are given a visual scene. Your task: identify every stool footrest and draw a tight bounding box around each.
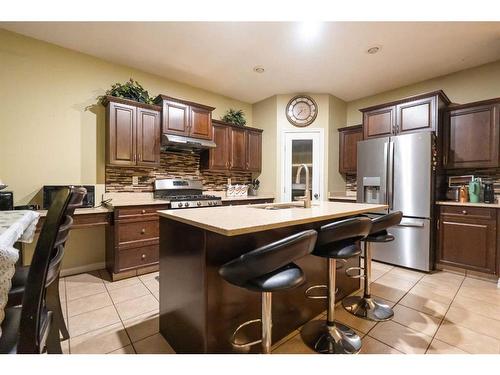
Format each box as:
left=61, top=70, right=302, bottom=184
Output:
left=305, top=285, right=340, bottom=299
left=230, top=319, right=262, bottom=348
left=345, top=266, right=365, bottom=279
left=305, top=285, right=327, bottom=299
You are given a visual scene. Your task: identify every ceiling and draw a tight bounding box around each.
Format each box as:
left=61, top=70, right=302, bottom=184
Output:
left=2, top=22, right=500, bottom=103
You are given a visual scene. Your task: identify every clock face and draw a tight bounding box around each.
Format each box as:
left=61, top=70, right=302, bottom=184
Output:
left=286, top=95, right=318, bottom=127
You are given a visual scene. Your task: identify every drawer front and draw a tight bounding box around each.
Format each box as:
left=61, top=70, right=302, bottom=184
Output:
left=118, top=245, right=159, bottom=271
left=115, top=205, right=168, bottom=219
left=118, top=219, right=159, bottom=245
left=440, top=205, right=495, bottom=220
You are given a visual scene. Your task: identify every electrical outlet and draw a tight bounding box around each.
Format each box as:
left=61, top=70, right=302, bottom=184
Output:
left=132, top=176, right=139, bottom=186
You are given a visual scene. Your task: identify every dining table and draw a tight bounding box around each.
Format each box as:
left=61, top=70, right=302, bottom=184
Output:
left=0, top=210, right=40, bottom=337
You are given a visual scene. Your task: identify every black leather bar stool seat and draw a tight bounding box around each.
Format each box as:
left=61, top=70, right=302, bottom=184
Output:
left=219, top=229, right=317, bottom=354
left=342, top=211, right=403, bottom=322
left=243, top=263, right=305, bottom=292
left=301, top=217, right=372, bottom=354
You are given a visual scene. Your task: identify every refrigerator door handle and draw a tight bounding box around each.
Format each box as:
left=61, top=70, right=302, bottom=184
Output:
left=387, top=140, right=394, bottom=210
left=397, top=218, right=425, bottom=228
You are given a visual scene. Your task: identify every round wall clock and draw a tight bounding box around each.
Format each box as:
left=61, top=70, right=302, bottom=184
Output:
left=285, top=95, right=318, bottom=127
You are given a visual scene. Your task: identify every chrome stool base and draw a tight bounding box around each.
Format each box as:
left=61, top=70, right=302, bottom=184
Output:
left=342, top=295, right=394, bottom=322
left=301, top=320, right=362, bottom=354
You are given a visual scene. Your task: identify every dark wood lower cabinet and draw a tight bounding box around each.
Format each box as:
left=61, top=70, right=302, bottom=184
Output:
left=106, top=204, right=168, bottom=279
left=159, top=216, right=360, bottom=353
left=437, top=205, right=497, bottom=275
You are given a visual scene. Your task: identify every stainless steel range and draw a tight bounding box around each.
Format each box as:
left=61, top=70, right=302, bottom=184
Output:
left=154, top=178, right=222, bottom=209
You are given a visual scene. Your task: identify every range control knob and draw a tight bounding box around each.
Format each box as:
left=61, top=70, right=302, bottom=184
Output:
left=197, top=201, right=202, bottom=206
left=184, top=202, right=190, bottom=207
left=208, top=201, right=213, bottom=206
left=177, top=203, right=183, bottom=208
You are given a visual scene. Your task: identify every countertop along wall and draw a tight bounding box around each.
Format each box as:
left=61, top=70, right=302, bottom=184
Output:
left=0, top=28, right=253, bottom=273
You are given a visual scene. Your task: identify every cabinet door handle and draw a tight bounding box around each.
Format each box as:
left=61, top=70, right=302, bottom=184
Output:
left=141, top=254, right=147, bottom=260
left=141, top=228, right=146, bottom=234
left=141, top=209, right=146, bottom=214
left=138, top=153, right=141, bottom=161
left=462, top=210, right=467, bottom=215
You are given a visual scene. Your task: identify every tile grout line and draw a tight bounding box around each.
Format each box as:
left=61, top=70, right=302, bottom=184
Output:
left=436, top=275, right=500, bottom=347
left=423, top=274, right=466, bottom=354
left=65, top=271, right=161, bottom=353
left=62, top=277, right=70, bottom=354
left=67, top=271, right=132, bottom=354
left=362, top=270, right=429, bottom=353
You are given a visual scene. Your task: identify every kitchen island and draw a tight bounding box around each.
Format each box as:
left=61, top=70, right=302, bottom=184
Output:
left=158, top=201, right=387, bottom=353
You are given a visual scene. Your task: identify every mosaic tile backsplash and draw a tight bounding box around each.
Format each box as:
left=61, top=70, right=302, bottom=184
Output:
left=105, top=150, right=253, bottom=192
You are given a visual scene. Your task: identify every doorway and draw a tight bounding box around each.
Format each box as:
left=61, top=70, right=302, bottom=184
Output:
left=282, top=129, right=324, bottom=202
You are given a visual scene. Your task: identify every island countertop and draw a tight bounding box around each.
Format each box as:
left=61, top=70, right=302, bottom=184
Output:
left=158, top=201, right=387, bottom=236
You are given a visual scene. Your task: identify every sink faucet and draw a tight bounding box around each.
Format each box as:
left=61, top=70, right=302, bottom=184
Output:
left=295, top=164, right=311, bottom=208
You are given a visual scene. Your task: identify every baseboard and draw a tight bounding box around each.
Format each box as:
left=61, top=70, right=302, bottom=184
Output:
left=60, top=262, right=105, bottom=277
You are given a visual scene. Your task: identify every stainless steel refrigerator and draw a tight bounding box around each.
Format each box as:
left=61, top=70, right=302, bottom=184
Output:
left=357, top=132, right=434, bottom=271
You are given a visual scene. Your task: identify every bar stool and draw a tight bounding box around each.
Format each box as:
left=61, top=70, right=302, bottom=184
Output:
left=300, top=217, right=372, bottom=354
left=342, top=211, right=403, bottom=321
left=218, top=229, right=317, bottom=354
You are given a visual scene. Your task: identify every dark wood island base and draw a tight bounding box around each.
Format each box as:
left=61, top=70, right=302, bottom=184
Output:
left=159, top=217, right=361, bottom=353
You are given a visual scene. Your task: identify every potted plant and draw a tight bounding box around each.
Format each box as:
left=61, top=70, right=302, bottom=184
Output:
left=99, top=78, right=156, bottom=105
left=221, top=108, right=247, bottom=126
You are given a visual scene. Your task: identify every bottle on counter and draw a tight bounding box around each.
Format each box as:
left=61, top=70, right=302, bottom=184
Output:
left=468, top=178, right=481, bottom=203
left=483, top=180, right=495, bottom=204
left=459, top=185, right=468, bottom=203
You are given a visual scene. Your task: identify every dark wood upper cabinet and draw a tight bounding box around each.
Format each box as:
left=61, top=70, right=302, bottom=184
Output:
left=363, top=106, right=395, bottom=139
left=189, top=106, right=212, bottom=140
left=246, top=129, right=262, bottom=172
left=209, top=122, right=230, bottom=170
left=104, top=96, right=161, bottom=167
left=200, top=120, right=263, bottom=173
left=107, top=101, right=136, bottom=166
left=136, top=107, right=161, bottom=166
left=443, top=99, right=500, bottom=169
left=338, top=125, right=363, bottom=175
left=361, top=91, right=450, bottom=139
left=229, top=127, right=247, bottom=170
left=161, top=100, right=189, bottom=135
left=396, top=96, right=436, bottom=135
left=437, top=205, right=497, bottom=275
left=155, top=95, right=215, bottom=140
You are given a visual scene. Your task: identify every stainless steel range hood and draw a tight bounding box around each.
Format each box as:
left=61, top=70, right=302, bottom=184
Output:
left=161, top=134, right=216, bottom=151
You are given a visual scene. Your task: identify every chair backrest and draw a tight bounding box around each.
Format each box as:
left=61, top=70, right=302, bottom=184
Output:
left=370, top=211, right=403, bottom=235
left=315, top=217, right=372, bottom=253
left=17, top=187, right=86, bottom=353
left=219, top=229, right=317, bottom=287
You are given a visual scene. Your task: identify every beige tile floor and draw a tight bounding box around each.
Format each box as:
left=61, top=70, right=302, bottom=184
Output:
left=58, top=262, right=500, bottom=354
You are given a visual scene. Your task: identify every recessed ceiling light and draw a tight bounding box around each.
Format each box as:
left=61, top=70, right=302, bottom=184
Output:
left=366, top=46, right=381, bottom=54
left=253, top=66, right=265, bottom=73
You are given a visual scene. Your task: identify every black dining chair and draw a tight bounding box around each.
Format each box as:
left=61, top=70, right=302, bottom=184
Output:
left=6, top=187, right=86, bottom=344
left=0, top=187, right=85, bottom=354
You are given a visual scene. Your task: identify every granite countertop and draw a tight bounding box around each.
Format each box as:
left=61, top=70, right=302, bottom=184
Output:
left=103, top=192, right=275, bottom=207
left=37, top=206, right=112, bottom=217
left=435, top=201, right=500, bottom=209
left=158, top=201, right=387, bottom=236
